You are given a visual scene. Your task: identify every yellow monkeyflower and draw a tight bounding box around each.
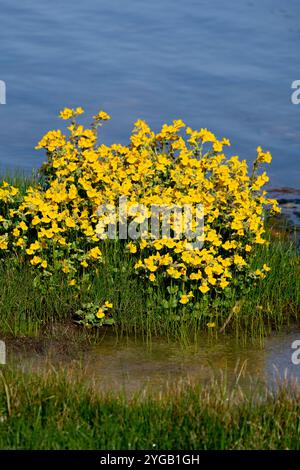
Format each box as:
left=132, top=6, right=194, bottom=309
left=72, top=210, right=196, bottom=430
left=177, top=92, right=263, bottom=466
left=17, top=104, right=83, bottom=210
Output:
left=75, top=107, right=84, bottom=115
left=0, top=239, right=8, bottom=250
left=59, top=108, right=73, bottom=120
left=96, top=308, right=105, bottom=319
left=127, top=242, right=137, bottom=254
left=19, top=221, right=28, bottom=231
left=32, top=216, right=41, bottom=225
left=219, top=277, right=229, bottom=289
left=59, top=107, right=84, bottom=120
left=12, top=228, right=20, bottom=237
left=94, top=111, right=111, bottom=121
left=26, top=241, right=41, bottom=255
left=255, top=269, right=266, bottom=279
left=89, top=246, right=102, bottom=259
left=256, top=146, right=272, bottom=164
left=62, top=264, right=71, bottom=273
left=15, top=238, right=25, bottom=247
left=0, top=109, right=275, bottom=309
left=167, top=267, right=182, bottom=279
left=233, top=255, right=247, bottom=266
left=65, top=217, right=76, bottom=228
left=179, top=294, right=190, bottom=304
left=30, top=256, right=42, bottom=266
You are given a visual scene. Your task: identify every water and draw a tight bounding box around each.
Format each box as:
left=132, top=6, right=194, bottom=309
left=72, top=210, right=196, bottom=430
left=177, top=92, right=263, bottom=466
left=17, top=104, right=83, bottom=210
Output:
left=9, top=329, right=300, bottom=394
left=0, top=0, right=300, bottom=186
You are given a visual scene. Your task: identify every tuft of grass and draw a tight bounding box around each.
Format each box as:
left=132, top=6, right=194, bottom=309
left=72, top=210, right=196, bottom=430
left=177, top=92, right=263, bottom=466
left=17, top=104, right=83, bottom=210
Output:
left=0, top=368, right=299, bottom=449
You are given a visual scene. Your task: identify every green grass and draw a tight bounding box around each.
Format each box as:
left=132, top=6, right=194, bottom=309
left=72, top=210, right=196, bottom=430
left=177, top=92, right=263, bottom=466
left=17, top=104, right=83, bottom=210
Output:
left=93, top=230, right=300, bottom=339
left=0, top=170, right=40, bottom=195
left=0, top=368, right=299, bottom=449
left=0, top=227, right=298, bottom=340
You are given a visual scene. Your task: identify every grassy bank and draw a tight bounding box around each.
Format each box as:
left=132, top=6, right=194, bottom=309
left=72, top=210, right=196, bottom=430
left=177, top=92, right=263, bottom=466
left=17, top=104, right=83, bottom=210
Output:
left=0, top=227, right=299, bottom=339
left=0, top=368, right=299, bottom=449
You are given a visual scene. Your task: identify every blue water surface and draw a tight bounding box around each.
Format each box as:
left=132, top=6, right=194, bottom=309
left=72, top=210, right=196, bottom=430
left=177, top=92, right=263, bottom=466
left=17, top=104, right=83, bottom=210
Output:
left=0, top=0, right=299, bottom=186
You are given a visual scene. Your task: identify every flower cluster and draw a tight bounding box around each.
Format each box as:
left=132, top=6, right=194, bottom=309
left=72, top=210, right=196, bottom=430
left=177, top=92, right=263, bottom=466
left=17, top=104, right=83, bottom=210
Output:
left=0, top=181, right=20, bottom=250
left=0, top=108, right=280, bottom=309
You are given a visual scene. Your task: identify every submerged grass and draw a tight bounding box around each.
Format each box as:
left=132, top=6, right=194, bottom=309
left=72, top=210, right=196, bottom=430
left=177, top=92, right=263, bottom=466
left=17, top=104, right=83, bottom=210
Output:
left=0, top=367, right=299, bottom=450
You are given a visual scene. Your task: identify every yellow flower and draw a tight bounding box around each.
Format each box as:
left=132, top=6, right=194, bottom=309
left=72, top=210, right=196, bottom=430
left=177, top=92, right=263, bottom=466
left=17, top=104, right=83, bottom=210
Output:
left=94, top=111, right=111, bottom=121
left=62, top=264, right=71, bottom=273
left=263, top=264, right=271, bottom=272
left=140, top=239, right=147, bottom=250
left=127, top=242, right=137, bottom=254
left=19, top=221, right=28, bottom=231
left=75, top=107, right=84, bottom=115
left=104, top=301, right=113, bottom=309
left=179, top=294, right=191, bottom=304
left=12, top=228, right=20, bottom=237
left=208, top=276, right=217, bottom=286
left=89, top=246, right=102, bottom=259
left=199, top=283, right=210, bottom=294
left=190, top=271, right=202, bottom=280
left=212, top=141, right=223, bottom=152
left=26, top=241, right=41, bottom=255
left=96, top=308, right=105, bottom=319
left=233, top=255, right=247, bottom=267
left=59, top=107, right=84, bottom=120
left=255, top=269, right=266, bottom=279
left=256, top=146, right=272, bottom=164
left=3, top=109, right=274, bottom=304
left=32, top=216, right=41, bottom=225
left=15, top=238, right=25, bottom=247
left=68, top=279, right=76, bottom=286
left=0, top=239, right=8, bottom=250
left=207, top=322, right=216, bottom=328
left=219, top=278, right=229, bottom=289
left=167, top=267, right=182, bottom=279
left=59, top=108, right=73, bottom=120
left=65, top=217, right=76, bottom=228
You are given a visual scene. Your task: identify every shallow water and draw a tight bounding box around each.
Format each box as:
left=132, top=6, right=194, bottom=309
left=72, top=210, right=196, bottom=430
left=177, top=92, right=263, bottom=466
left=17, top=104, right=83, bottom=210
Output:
left=9, top=328, right=300, bottom=394
left=0, top=0, right=300, bottom=186
left=269, top=188, right=300, bottom=230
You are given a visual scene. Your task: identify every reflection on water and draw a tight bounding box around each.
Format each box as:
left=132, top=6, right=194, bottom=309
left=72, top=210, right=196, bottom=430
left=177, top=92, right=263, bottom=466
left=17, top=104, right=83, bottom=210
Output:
left=10, top=329, right=300, bottom=394
left=0, top=0, right=300, bottom=186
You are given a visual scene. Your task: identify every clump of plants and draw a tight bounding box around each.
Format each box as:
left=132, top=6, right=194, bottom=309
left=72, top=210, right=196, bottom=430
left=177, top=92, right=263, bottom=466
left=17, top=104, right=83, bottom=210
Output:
left=0, top=108, right=281, bottom=326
